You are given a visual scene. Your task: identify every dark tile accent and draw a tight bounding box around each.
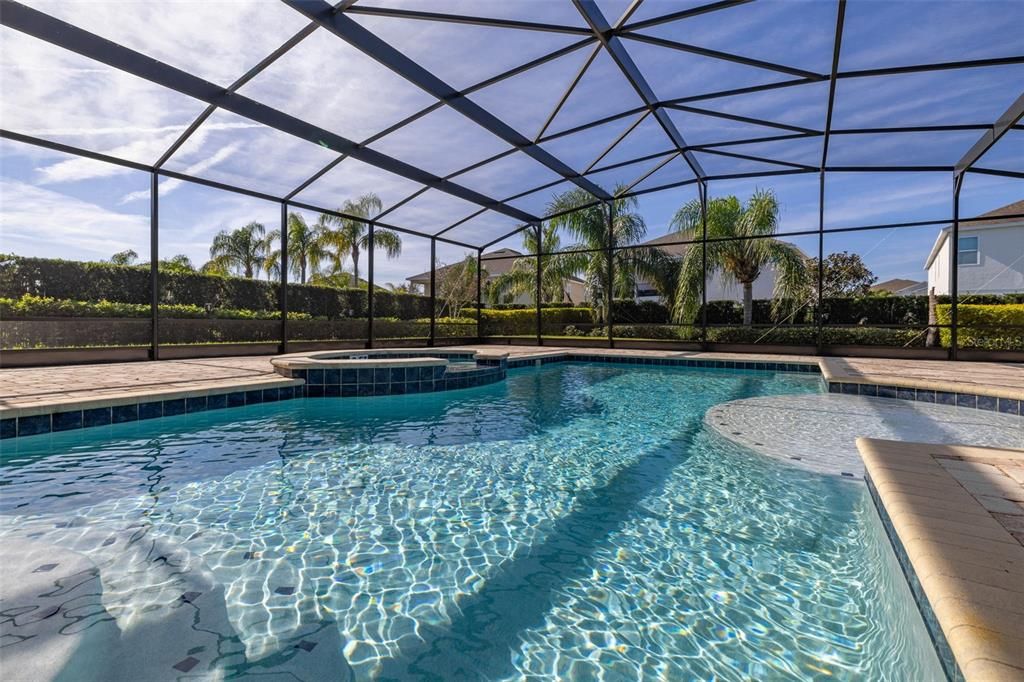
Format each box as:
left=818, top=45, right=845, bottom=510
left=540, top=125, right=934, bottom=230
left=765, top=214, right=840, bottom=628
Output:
left=306, top=385, right=325, bottom=398
left=295, top=640, right=317, bottom=652
left=78, top=407, right=111, bottom=428
left=341, top=384, right=357, bottom=397
left=915, top=389, right=935, bottom=403
left=877, top=386, right=897, bottom=399
left=1, top=418, right=15, bottom=440
left=162, top=399, right=186, bottom=417
left=828, top=382, right=841, bottom=394
left=227, top=391, right=246, bottom=408
left=935, top=391, right=956, bottom=406
left=357, top=384, right=373, bottom=397
left=390, top=382, right=406, bottom=395
left=389, top=367, right=405, bottom=383
left=112, top=404, right=139, bottom=423
left=186, top=396, right=207, bottom=414
left=373, top=383, right=388, bottom=396
left=139, top=401, right=163, bottom=420
left=374, top=368, right=390, bottom=384
left=357, top=368, right=373, bottom=383
left=172, top=657, right=200, bottom=673
left=324, top=384, right=341, bottom=397
left=956, top=393, right=977, bottom=409
left=896, top=388, right=916, bottom=401
left=33, top=563, right=58, bottom=573
left=207, top=393, right=228, bottom=410
left=976, top=395, right=997, bottom=411
left=274, top=586, right=295, bottom=596
left=998, top=398, right=1020, bottom=415
left=859, top=384, right=878, bottom=397
left=52, top=410, right=83, bottom=432
left=324, top=369, right=341, bottom=385
left=18, top=414, right=51, bottom=437
left=342, top=369, right=357, bottom=384
left=263, top=388, right=280, bottom=402
left=406, top=381, right=421, bottom=394
left=840, top=383, right=858, bottom=395
left=245, top=390, right=264, bottom=405
left=307, top=369, right=324, bottom=385
left=433, top=366, right=446, bottom=379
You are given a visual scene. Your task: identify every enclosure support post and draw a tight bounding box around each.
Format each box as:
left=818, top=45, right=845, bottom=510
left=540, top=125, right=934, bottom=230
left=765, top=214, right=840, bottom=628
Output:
left=367, top=221, right=375, bottom=349
left=476, top=247, right=483, bottom=341
left=699, top=181, right=708, bottom=349
left=149, top=171, right=159, bottom=360
left=429, top=238, right=436, bottom=347
left=279, top=202, right=288, bottom=354
left=606, top=202, right=614, bottom=348
left=535, top=223, right=543, bottom=346
left=816, top=171, right=825, bottom=354
left=950, top=175, right=963, bottom=360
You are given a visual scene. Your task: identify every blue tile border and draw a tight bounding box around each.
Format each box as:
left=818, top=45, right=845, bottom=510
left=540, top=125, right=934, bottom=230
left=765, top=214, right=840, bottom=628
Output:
left=825, top=381, right=1021, bottom=416
left=866, top=476, right=960, bottom=682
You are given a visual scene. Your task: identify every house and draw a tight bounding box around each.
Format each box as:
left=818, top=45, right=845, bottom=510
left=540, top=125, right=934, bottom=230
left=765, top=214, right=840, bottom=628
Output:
left=870, top=278, right=928, bottom=296
left=924, top=200, right=1024, bottom=295
left=406, top=248, right=590, bottom=305
left=633, top=232, right=784, bottom=302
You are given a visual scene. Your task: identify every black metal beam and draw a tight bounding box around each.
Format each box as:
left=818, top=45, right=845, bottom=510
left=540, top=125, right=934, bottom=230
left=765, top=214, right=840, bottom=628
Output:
left=664, top=103, right=820, bottom=134
left=620, top=0, right=753, bottom=32
left=149, top=172, right=159, bottom=360
left=535, top=44, right=602, bottom=141
left=154, top=21, right=320, bottom=169
left=572, top=0, right=706, bottom=179
left=367, top=221, right=375, bottom=348
left=969, top=167, right=1024, bottom=180
left=583, top=111, right=649, bottom=173
left=343, top=5, right=593, bottom=36
left=698, top=147, right=815, bottom=171
left=1, top=129, right=151, bottom=172
left=476, top=248, right=483, bottom=333
left=1, top=1, right=539, bottom=224
left=285, top=0, right=612, bottom=201
left=605, top=201, right=615, bottom=347
left=280, top=202, right=289, bottom=353
left=429, top=238, right=436, bottom=346
left=535, top=223, right=543, bottom=344
left=621, top=32, right=825, bottom=80
left=955, top=91, right=1024, bottom=177
left=286, top=37, right=596, bottom=202
left=838, top=55, right=1024, bottom=79
left=664, top=77, right=821, bottom=106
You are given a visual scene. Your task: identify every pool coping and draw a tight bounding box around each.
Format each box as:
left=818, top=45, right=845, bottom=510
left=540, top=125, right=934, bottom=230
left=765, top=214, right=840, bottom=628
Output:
left=1, top=349, right=1019, bottom=440
left=859, top=438, right=1024, bottom=682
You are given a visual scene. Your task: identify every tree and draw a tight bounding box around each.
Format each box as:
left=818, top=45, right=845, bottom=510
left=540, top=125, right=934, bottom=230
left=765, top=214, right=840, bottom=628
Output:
left=158, top=254, right=194, bottom=274
left=806, top=251, right=877, bottom=298
left=437, top=255, right=486, bottom=317
left=109, top=249, right=138, bottom=266
left=670, top=189, right=809, bottom=326
left=320, top=193, right=401, bottom=287
left=265, top=212, right=328, bottom=284
left=487, top=223, right=578, bottom=306
left=208, top=222, right=267, bottom=278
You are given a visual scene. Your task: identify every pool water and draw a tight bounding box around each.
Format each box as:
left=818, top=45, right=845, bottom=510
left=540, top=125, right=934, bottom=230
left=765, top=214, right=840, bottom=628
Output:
left=0, top=364, right=944, bottom=681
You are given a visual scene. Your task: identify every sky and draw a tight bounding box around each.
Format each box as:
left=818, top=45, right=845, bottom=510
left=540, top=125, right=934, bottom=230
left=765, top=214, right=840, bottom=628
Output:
left=0, top=0, right=1021, bottom=289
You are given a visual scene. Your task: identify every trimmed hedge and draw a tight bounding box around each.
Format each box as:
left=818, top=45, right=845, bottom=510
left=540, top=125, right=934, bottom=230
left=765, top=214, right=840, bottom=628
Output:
left=0, top=294, right=311, bottom=320
left=0, top=255, right=431, bottom=319
left=480, top=307, right=592, bottom=336
left=936, top=304, right=1024, bottom=350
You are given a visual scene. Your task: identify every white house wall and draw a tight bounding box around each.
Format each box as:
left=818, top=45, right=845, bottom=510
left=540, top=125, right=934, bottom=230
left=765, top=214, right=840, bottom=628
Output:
left=927, top=224, right=1024, bottom=295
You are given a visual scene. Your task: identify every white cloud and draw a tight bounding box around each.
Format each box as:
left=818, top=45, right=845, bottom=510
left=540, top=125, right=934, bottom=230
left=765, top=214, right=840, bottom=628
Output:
left=0, top=179, right=148, bottom=260
left=119, top=142, right=245, bottom=204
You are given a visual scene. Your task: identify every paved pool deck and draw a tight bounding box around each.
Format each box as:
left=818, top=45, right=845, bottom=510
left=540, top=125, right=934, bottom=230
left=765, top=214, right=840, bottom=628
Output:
left=1, top=346, right=1022, bottom=420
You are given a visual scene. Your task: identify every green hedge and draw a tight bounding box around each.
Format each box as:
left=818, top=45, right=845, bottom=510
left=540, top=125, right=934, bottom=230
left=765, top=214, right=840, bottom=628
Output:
left=0, top=255, right=431, bottom=319
left=0, top=294, right=312, bottom=320
left=480, top=307, right=593, bottom=335
left=936, top=304, right=1024, bottom=350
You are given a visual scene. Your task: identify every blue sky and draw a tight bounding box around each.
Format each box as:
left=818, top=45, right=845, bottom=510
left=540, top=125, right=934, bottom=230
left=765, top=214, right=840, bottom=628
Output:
left=1, top=0, right=1020, bottom=288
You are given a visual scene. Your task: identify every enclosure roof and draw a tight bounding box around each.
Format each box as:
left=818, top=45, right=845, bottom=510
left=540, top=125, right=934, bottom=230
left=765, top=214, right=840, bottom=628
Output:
left=1, top=0, right=1022, bottom=249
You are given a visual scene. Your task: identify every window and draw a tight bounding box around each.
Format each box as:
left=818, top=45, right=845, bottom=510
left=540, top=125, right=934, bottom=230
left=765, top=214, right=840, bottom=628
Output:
left=957, top=235, right=979, bottom=265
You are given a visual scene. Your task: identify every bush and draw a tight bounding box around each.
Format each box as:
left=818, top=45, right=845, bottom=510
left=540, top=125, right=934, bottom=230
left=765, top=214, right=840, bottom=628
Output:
left=480, top=307, right=593, bottom=335
left=936, top=304, right=1024, bottom=350
left=611, top=299, right=669, bottom=324
left=0, top=294, right=312, bottom=320
left=0, top=255, right=431, bottom=319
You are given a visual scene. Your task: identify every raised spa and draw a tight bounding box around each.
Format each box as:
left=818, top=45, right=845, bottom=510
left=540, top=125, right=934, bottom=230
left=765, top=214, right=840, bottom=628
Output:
left=271, top=349, right=508, bottom=397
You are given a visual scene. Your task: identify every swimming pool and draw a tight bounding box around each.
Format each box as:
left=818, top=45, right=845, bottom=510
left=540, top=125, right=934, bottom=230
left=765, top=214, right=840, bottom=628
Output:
left=0, top=363, right=944, bottom=680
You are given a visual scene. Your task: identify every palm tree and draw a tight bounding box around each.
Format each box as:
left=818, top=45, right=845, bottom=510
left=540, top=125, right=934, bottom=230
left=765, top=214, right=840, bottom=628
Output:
left=670, top=189, right=809, bottom=326
left=208, top=221, right=267, bottom=278
left=488, top=223, right=578, bottom=305
left=321, top=193, right=401, bottom=287
left=265, top=212, right=328, bottom=284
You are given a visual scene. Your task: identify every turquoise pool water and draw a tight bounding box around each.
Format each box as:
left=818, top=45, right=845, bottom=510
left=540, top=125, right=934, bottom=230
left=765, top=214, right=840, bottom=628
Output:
left=0, top=364, right=943, bottom=680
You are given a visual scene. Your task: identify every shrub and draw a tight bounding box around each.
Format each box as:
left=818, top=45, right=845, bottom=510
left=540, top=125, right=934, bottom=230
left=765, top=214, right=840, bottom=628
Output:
left=0, top=294, right=311, bottom=320
left=611, top=299, right=669, bottom=324
left=480, top=307, right=593, bottom=336
left=936, top=304, right=1024, bottom=350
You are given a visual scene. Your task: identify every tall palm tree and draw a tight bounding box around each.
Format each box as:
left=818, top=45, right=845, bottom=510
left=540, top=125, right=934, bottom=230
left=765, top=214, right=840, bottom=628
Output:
left=321, top=193, right=402, bottom=287
left=670, top=189, right=809, bottom=326
left=208, top=221, right=267, bottom=278
left=265, top=212, right=328, bottom=284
